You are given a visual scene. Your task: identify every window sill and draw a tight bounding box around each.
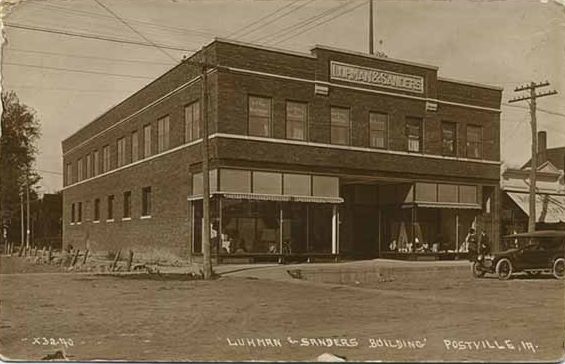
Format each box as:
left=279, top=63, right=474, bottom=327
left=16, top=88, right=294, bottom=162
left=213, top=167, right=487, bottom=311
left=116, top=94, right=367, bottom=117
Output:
left=122, top=217, right=132, bottom=221
left=93, top=220, right=100, bottom=224
left=76, top=222, right=82, bottom=225
left=106, top=219, right=115, bottom=223
left=140, top=215, right=152, bottom=220
left=70, top=222, right=75, bottom=226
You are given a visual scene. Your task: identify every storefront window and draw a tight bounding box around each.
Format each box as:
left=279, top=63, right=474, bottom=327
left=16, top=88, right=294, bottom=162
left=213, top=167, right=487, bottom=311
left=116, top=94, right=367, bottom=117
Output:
left=248, top=96, right=271, bottom=137
left=330, top=107, right=350, bottom=145
left=253, top=171, right=282, bottom=195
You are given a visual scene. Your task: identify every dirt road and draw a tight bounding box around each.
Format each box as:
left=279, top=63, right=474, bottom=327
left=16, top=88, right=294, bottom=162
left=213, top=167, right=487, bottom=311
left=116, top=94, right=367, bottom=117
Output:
left=0, top=257, right=563, bottom=362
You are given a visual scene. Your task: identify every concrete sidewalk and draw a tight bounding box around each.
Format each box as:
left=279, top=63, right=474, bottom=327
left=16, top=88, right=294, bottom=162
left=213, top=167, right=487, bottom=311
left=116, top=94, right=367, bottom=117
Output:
left=219, top=258, right=471, bottom=283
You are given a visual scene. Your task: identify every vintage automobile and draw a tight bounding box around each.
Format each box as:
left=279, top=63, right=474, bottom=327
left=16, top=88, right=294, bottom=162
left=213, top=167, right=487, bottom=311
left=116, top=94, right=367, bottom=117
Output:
left=472, top=230, right=565, bottom=280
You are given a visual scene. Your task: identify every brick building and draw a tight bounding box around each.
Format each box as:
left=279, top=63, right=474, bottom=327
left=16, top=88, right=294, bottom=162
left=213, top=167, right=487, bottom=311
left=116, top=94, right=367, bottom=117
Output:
left=62, top=38, right=502, bottom=262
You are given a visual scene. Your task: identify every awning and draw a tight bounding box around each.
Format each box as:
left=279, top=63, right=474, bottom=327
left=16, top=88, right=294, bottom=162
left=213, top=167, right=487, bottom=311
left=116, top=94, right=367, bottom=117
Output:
left=507, top=192, right=565, bottom=224
left=188, top=192, right=343, bottom=204
left=401, top=202, right=481, bottom=209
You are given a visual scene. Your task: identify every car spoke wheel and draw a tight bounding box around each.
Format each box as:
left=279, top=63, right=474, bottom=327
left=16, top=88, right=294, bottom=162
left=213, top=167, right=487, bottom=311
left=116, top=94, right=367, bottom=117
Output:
left=472, top=262, right=486, bottom=278
left=495, top=258, right=513, bottom=280
left=552, top=258, right=565, bottom=280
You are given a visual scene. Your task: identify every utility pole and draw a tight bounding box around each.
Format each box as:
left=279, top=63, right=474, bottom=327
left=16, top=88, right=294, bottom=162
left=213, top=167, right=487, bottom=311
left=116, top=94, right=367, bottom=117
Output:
left=509, top=81, right=558, bottom=232
left=199, top=50, right=213, bottom=280
left=369, top=0, right=374, bottom=55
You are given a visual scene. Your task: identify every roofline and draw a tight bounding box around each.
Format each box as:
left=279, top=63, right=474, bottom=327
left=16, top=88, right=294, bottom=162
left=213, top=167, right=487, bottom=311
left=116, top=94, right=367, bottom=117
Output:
left=310, top=44, right=439, bottom=70
left=214, top=37, right=317, bottom=59
left=61, top=44, right=214, bottom=146
left=438, top=77, right=503, bottom=91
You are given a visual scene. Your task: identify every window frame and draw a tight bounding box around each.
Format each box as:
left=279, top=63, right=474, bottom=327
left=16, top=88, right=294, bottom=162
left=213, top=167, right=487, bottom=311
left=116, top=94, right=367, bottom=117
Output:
left=107, top=195, right=114, bottom=221
left=143, top=124, right=152, bottom=158
left=406, top=116, right=423, bottom=153
left=441, top=121, right=457, bottom=156
left=131, top=131, right=139, bottom=163
left=93, top=150, right=99, bottom=176
left=285, top=100, right=308, bottom=141
left=157, top=115, right=170, bottom=153
left=369, top=111, right=388, bottom=149
left=71, top=202, right=76, bottom=223
left=117, top=137, right=126, bottom=167
left=77, top=158, right=83, bottom=182
left=123, top=191, right=132, bottom=219
left=466, top=124, right=483, bottom=159
left=102, top=145, right=111, bottom=172
left=142, top=186, right=152, bottom=217
left=77, top=201, right=82, bottom=223
left=330, top=106, right=351, bottom=146
left=247, top=95, right=272, bottom=137
left=184, top=100, right=201, bottom=142
left=94, top=198, right=100, bottom=222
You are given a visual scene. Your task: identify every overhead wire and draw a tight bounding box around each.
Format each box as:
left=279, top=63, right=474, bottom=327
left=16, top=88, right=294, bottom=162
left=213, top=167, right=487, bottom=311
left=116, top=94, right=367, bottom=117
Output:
left=271, top=1, right=366, bottom=45
left=253, top=1, right=352, bottom=44
left=3, top=62, right=157, bottom=80
left=226, top=0, right=300, bottom=38
left=92, top=0, right=178, bottom=62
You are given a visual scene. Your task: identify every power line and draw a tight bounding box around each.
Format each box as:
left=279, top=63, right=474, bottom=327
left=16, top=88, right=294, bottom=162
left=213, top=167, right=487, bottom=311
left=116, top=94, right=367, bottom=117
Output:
left=226, top=0, right=300, bottom=38
left=254, top=1, right=351, bottom=44
left=92, top=0, right=178, bottom=62
left=236, top=0, right=315, bottom=40
left=5, top=23, right=195, bottom=53
left=5, top=84, right=138, bottom=93
left=6, top=48, right=175, bottom=66
left=503, top=103, right=565, bottom=118
left=271, top=1, right=366, bottom=45
left=3, top=62, right=156, bottom=80
left=37, top=169, right=63, bottom=176
left=34, top=2, right=217, bottom=39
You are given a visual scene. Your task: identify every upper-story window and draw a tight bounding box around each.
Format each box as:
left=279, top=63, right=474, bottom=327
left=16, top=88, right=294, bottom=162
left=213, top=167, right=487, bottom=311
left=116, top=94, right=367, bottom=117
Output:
left=66, top=163, right=72, bottom=185
left=330, top=107, right=350, bottom=145
left=94, top=198, right=100, bottom=222
left=185, top=101, right=200, bottom=142
left=441, top=122, right=457, bottom=156
left=286, top=101, right=307, bottom=141
left=143, top=124, right=151, bottom=158
left=406, top=117, right=423, bottom=153
left=123, top=191, right=132, bottom=219
left=77, top=158, right=83, bottom=182
left=77, top=202, right=82, bottom=223
left=142, top=186, right=152, bottom=217
left=107, top=195, right=114, bottom=221
left=71, top=203, right=76, bottom=223
left=102, top=145, right=110, bottom=172
left=466, top=125, right=482, bottom=159
left=93, top=150, right=100, bottom=176
left=86, top=154, right=92, bottom=179
left=158, top=116, right=170, bottom=153
left=248, top=96, right=271, bottom=137
left=117, top=137, right=126, bottom=167
left=131, top=131, right=139, bottom=163
left=369, top=112, right=388, bottom=149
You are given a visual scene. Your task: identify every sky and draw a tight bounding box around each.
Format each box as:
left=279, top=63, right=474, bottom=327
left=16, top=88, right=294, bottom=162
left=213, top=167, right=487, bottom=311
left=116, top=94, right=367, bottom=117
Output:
left=1, top=0, right=564, bottom=194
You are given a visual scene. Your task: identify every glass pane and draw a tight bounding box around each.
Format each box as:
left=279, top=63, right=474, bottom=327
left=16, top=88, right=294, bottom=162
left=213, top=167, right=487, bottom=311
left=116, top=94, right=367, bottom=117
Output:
left=249, top=117, right=270, bottom=137
left=331, top=126, right=349, bottom=145
left=249, top=96, right=271, bottom=117
left=283, top=173, right=311, bottom=196
left=459, top=185, right=478, bottom=204
left=438, top=184, right=458, bottom=203
left=415, top=182, right=437, bottom=202
left=220, top=169, right=251, bottom=193
left=331, top=107, right=349, bottom=126
left=370, top=131, right=385, bottom=148
left=287, top=120, right=305, bottom=140
left=253, top=171, right=282, bottom=195
left=312, top=176, right=339, bottom=197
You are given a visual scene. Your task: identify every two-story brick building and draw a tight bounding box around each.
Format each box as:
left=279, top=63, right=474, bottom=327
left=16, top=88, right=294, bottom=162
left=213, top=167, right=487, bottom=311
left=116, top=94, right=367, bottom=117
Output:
left=62, top=38, right=502, bottom=262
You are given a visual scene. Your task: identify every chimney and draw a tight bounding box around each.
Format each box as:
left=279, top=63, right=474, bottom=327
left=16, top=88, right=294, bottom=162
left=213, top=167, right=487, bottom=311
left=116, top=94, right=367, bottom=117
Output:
left=537, top=130, right=547, bottom=164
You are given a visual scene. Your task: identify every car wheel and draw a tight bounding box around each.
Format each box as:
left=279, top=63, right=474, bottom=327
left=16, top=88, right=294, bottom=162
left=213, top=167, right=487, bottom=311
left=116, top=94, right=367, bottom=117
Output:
left=472, top=262, right=486, bottom=278
left=495, top=258, right=513, bottom=280
left=552, top=258, right=565, bottom=280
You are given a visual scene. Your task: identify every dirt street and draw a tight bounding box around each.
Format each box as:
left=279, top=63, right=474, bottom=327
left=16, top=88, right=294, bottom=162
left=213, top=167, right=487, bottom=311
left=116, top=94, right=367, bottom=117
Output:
left=0, top=257, right=564, bottom=362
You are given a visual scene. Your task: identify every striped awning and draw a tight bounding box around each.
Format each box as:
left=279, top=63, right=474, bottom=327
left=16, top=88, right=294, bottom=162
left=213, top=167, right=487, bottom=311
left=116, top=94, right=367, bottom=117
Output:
left=188, top=192, right=343, bottom=204
left=507, top=192, right=565, bottom=223
left=402, top=202, right=481, bottom=210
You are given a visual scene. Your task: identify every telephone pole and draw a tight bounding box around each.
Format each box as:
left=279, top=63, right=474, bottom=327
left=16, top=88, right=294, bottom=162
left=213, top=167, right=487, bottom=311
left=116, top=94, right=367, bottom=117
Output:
left=508, top=81, right=558, bottom=232
left=369, top=0, right=374, bottom=55
left=198, top=51, right=213, bottom=280
left=26, top=177, right=30, bottom=248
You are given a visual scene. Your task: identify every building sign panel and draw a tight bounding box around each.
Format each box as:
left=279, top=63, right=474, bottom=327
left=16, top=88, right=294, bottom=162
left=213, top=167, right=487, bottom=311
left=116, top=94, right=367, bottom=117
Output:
left=330, top=61, right=424, bottom=93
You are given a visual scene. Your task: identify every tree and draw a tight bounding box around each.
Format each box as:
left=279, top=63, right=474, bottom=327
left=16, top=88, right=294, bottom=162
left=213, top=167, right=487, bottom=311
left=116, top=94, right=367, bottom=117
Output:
left=0, top=91, right=41, bottom=245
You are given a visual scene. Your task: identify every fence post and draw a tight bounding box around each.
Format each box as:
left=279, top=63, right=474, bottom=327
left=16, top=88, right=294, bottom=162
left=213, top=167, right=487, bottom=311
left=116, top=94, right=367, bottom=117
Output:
left=110, top=250, right=121, bottom=272
left=71, top=249, right=80, bottom=267
left=82, top=250, right=89, bottom=265
left=126, top=250, right=134, bottom=272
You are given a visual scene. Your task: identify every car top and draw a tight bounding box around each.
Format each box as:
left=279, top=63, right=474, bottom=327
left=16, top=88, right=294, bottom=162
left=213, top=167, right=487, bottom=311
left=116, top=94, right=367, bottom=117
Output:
left=503, top=230, right=565, bottom=239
